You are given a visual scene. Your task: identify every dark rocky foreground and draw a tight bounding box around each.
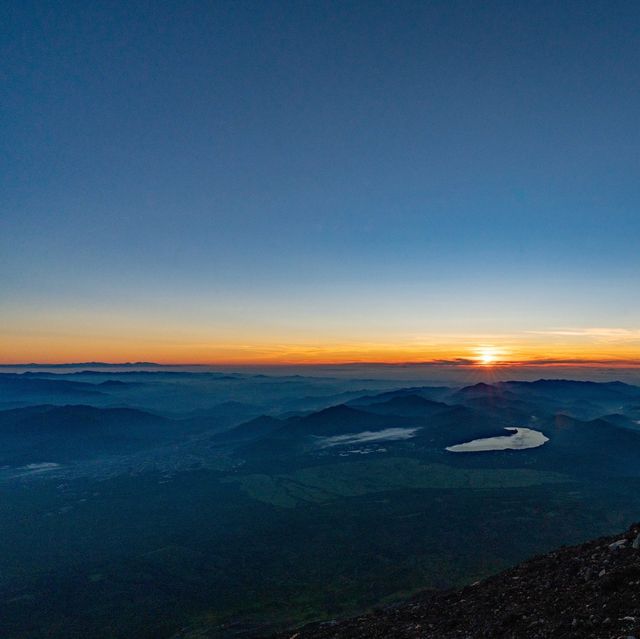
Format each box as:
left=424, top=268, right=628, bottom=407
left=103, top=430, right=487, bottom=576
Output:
left=271, top=525, right=640, bottom=639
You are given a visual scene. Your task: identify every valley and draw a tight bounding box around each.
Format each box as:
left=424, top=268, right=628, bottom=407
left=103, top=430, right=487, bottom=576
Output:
left=1, top=369, right=640, bottom=637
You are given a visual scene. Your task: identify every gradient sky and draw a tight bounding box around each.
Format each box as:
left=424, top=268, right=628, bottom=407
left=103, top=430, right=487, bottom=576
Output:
left=2, top=0, right=640, bottom=364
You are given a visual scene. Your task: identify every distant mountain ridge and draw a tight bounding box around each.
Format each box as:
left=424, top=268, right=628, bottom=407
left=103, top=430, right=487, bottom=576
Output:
left=3, top=374, right=640, bottom=639
left=0, top=404, right=223, bottom=465
left=220, top=378, right=640, bottom=477
left=0, top=361, right=164, bottom=368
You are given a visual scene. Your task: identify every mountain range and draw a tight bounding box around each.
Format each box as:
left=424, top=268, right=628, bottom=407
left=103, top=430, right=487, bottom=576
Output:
left=2, top=372, right=640, bottom=638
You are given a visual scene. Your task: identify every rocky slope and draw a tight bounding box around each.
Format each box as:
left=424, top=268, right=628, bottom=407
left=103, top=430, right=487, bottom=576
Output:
left=272, top=524, right=640, bottom=639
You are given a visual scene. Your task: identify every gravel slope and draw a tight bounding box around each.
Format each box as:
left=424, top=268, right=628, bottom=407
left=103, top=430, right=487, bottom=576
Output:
left=272, top=524, right=640, bottom=639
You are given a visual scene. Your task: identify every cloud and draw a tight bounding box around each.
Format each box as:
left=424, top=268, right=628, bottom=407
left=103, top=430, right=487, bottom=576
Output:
left=527, top=328, right=640, bottom=340
left=333, top=357, right=640, bottom=368
left=317, top=428, right=421, bottom=448
left=492, top=357, right=640, bottom=367
left=331, top=358, right=478, bottom=367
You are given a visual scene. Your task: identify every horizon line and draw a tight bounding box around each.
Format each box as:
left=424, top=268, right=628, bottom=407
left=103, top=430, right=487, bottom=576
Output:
left=2, top=359, right=640, bottom=369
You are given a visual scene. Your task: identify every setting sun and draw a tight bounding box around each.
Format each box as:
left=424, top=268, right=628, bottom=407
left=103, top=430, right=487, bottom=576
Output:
left=476, top=347, right=499, bottom=366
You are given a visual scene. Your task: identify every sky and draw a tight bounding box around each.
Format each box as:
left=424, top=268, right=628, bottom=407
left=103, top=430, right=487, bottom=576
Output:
left=2, top=0, right=640, bottom=365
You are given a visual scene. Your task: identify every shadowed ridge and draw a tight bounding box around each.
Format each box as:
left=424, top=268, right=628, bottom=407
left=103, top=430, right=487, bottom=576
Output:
left=349, top=387, right=451, bottom=406
left=451, top=382, right=521, bottom=403
left=0, top=403, right=169, bottom=430
left=369, top=394, right=448, bottom=408
left=214, top=414, right=283, bottom=441
left=503, top=379, right=640, bottom=400
left=360, top=394, right=451, bottom=418
left=281, top=404, right=400, bottom=437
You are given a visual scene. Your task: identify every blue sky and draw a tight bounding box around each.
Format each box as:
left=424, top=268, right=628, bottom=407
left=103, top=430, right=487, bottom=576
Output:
left=2, top=1, right=640, bottom=363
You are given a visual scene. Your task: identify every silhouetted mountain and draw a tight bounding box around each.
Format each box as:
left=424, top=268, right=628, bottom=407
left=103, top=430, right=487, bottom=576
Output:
left=233, top=404, right=411, bottom=463
left=535, top=413, right=640, bottom=475
left=506, top=379, right=640, bottom=400
left=0, top=374, right=109, bottom=404
left=358, top=394, right=451, bottom=417
left=9, top=361, right=162, bottom=368
left=349, top=386, right=451, bottom=406
left=600, top=413, right=640, bottom=430
left=97, top=380, right=140, bottom=389
left=179, top=400, right=264, bottom=424
left=0, top=404, right=182, bottom=464
left=447, top=380, right=640, bottom=424
left=214, top=415, right=283, bottom=441
left=450, top=382, right=521, bottom=403
left=282, top=404, right=399, bottom=437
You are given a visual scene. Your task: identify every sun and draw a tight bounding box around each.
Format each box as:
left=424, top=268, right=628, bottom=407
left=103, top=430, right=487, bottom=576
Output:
left=476, top=347, right=498, bottom=366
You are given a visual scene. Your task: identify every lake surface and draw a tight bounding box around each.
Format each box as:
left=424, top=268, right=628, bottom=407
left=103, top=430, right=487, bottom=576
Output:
left=446, top=427, right=549, bottom=453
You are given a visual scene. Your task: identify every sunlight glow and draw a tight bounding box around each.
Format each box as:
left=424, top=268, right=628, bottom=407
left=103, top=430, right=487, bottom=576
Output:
left=476, top=347, right=499, bottom=366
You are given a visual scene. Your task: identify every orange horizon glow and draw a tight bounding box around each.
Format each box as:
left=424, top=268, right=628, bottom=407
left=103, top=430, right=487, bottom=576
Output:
left=2, top=318, right=640, bottom=368
left=2, top=360, right=639, bottom=369
left=1, top=337, right=640, bottom=368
